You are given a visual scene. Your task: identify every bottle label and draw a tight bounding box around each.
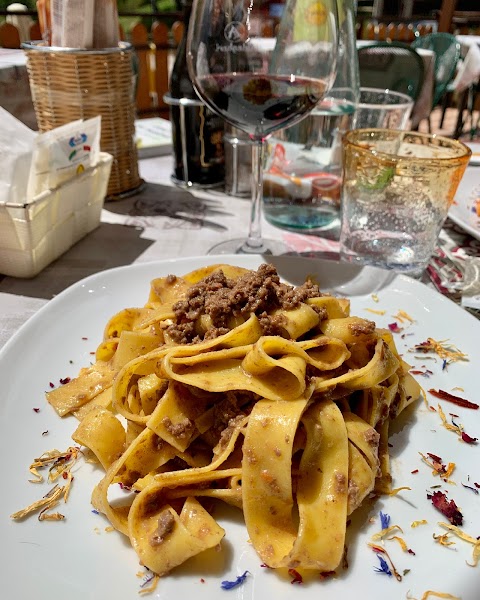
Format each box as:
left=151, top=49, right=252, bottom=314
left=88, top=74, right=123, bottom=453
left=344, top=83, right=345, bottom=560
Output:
left=171, top=103, right=225, bottom=185
left=199, top=105, right=225, bottom=167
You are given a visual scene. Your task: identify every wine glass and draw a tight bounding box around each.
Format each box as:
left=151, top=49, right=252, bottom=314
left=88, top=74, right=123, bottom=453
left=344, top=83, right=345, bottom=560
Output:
left=187, top=0, right=339, bottom=254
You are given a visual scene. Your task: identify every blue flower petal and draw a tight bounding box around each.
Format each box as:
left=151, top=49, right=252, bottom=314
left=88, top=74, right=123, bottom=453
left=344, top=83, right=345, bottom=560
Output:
left=221, top=570, right=250, bottom=590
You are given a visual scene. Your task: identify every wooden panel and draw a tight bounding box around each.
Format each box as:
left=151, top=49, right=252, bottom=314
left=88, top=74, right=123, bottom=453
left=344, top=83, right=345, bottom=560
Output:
left=0, top=22, right=21, bottom=48
left=152, top=20, right=170, bottom=119
left=131, top=23, right=152, bottom=116
left=29, top=22, right=42, bottom=42
left=171, top=21, right=184, bottom=46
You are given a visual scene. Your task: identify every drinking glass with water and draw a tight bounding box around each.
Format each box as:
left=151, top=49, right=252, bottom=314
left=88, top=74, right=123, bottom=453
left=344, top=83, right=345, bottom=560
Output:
left=340, top=130, right=471, bottom=278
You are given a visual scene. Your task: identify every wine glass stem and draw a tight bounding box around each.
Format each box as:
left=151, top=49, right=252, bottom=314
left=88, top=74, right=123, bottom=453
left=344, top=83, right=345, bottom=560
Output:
left=242, top=140, right=265, bottom=252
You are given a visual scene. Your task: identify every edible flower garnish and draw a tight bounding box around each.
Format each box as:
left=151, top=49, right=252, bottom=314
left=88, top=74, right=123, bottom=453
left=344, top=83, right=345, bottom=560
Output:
left=411, top=339, right=468, bottom=363
left=28, top=446, right=81, bottom=483
left=461, top=431, right=478, bottom=444
left=427, top=491, right=463, bottom=526
left=380, top=511, right=390, bottom=529
left=221, top=571, right=250, bottom=590
left=392, top=310, right=415, bottom=324
left=389, top=535, right=415, bottom=554
left=288, top=568, right=303, bottom=584
left=438, top=522, right=480, bottom=567
left=419, top=452, right=455, bottom=481
left=365, top=308, right=386, bottom=316
left=462, top=482, right=479, bottom=495
left=436, top=405, right=478, bottom=443
left=369, top=544, right=402, bottom=581
left=411, top=520, right=428, bottom=528
left=371, top=524, right=403, bottom=541
left=138, top=571, right=160, bottom=595
left=10, top=446, right=82, bottom=521
left=373, top=555, right=392, bottom=576
left=385, top=486, right=411, bottom=496
left=428, top=389, right=478, bottom=410
left=433, top=533, right=455, bottom=547
left=406, top=591, right=461, bottom=600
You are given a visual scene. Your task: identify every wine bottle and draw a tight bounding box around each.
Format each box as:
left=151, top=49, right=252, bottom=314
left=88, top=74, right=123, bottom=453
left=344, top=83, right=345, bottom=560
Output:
left=168, top=0, right=225, bottom=187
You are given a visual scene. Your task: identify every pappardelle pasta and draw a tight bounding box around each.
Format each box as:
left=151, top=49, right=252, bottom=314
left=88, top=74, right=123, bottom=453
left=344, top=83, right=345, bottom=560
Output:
left=47, top=263, right=421, bottom=578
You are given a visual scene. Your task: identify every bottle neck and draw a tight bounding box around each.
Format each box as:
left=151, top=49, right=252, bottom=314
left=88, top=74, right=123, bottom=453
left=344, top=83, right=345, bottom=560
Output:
left=182, top=1, right=193, bottom=28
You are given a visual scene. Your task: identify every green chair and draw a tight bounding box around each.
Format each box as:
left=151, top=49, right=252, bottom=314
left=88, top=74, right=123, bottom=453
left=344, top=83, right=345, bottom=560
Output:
left=411, top=32, right=461, bottom=109
left=357, top=42, right=425, bottom=101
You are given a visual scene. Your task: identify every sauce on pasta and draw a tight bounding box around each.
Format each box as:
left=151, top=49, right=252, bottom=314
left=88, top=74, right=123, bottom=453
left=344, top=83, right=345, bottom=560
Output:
left=46, top=264, right=421, bottom=578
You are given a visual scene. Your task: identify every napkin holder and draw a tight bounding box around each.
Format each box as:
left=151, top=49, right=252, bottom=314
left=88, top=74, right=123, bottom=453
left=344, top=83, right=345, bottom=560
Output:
left=0, top=152, right=112, bottom=278
left=22, top=41, right=142, bottom=200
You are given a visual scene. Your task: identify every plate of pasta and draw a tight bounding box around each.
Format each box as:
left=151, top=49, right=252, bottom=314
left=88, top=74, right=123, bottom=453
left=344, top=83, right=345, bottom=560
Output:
left=2, top=255, right=480, bottom=600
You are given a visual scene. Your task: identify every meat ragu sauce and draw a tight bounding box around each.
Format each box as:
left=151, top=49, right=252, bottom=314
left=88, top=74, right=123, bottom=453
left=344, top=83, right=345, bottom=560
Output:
left=166, top=263, right=326, bottom=344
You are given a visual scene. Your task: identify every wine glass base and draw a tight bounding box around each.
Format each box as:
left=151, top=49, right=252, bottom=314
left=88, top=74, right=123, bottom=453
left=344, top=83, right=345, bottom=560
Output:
left=207, top=237, right=292, bottom=256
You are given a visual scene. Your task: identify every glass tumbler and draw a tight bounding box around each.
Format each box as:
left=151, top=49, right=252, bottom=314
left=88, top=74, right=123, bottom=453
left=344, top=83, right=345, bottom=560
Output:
left=340, top=129, right=471, bottom=277
left=262, top=0, right=359, bottom=233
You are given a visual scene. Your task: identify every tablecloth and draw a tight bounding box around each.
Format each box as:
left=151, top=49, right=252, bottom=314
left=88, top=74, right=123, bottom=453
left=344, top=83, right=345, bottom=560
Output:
left=0, top=47, right=37, bottom=130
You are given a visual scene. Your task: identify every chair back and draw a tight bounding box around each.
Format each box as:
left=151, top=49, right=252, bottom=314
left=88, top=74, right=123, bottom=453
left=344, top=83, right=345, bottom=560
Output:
left=411, top=33, right=461, bottom=107
left=357, top=42, right=425, bottom=101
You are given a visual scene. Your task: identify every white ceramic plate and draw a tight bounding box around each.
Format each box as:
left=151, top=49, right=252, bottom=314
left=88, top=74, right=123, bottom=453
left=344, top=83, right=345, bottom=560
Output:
left=2, top=256, right=479, bottom=600
left=449, top=168, right=480, bottom=241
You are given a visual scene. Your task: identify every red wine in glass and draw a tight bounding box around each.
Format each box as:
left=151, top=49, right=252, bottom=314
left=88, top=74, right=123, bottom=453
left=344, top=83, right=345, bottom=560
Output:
left=187, top=0, right=338, bottom=255
left=197, top=73, right=327, bottom=140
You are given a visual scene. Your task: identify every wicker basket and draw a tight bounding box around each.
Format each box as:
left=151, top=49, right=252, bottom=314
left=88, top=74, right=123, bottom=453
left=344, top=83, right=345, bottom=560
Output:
left=23, top=41, right=142, bottom=199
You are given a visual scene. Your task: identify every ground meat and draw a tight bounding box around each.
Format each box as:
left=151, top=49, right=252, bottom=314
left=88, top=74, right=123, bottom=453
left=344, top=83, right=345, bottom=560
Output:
left=150, top=509, right=175, bottom=546
left=215, top=414, right=247, bottom=453
left=335, top=472, right=347, bottom=495
left=162, top=416, right=194, bottom=439
left=258, top=312, right=287, bottom=336
left=348, top=479, right=360, bottom=509
left=167, top=264, right=322, bottom=344
left=389, top=393, right=401, bottom=419
left=311, top=305, right=328, bottom=320
left=364, top=427, right=380, bottom=447
left=166, top=274, right=177, bottom=284
left=204, top=326, right=230, bottom=340
left=348, top=320, right=376, bottom=337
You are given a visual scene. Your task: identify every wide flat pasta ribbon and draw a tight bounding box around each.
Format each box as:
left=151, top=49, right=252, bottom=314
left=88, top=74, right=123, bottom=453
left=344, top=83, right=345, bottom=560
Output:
left=242, top=398, right=349, bottom=570
left=47, top=361, right=115, bottom=417
left=128, top=496, right=225, bottom=576
left=313, top=338, right=399, bottom=392
left=163, top=336, right=349, bottom=402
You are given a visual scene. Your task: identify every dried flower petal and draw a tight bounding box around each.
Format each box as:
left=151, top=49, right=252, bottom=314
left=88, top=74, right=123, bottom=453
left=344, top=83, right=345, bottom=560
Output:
left=221, top=571, right=249, bottom=590
left=428, top=491, right=463, bottom=526
left=428, top=389, right=478, bottom=410
left=411, top=520, right=428, bottom=528
left=374, top=555, right=392, bottom=576
left=461, top=432, right=478, bottom=444
left=288, top=568, right=303, bottom=584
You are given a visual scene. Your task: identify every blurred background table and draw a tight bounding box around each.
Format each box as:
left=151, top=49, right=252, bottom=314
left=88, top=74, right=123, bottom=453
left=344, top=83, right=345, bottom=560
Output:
left=356, top=39, right=435, bottom=128
left=0, top=46, right=36, bottom=129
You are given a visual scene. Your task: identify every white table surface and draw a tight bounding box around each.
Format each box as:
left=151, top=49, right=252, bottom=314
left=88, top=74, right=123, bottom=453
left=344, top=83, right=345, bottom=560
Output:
left=0, top=47, right=27, bottom=67
left=0, top=47, right=36, bottom=129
